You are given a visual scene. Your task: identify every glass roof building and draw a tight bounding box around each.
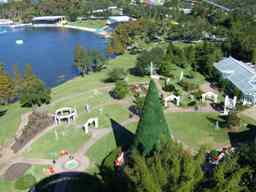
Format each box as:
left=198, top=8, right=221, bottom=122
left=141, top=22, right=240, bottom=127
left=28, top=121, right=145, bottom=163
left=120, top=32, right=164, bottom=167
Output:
left=214, top=56, right=256, bottom=105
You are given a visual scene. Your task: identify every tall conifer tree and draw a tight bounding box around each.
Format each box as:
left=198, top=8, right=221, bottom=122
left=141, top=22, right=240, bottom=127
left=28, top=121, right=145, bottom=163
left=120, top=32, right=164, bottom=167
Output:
left=133, top=80, right=170, bottom=155
left=0, top=64, right=15, bottom=104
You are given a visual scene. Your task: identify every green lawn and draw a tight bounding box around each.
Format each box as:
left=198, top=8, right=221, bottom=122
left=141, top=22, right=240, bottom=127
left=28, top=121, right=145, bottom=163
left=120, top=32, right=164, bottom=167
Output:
left=0, top=53, right=140, bottom=147
left=0, top=180, right=15, bottom=192
left=24, top=124, right=90, bottom=159
left=166, top=112, right=230, bottom=150
left=0, top=165, right=48, bottom=192
left=25, top=165, right=48, bottom=182
left=86, top=112, right=232, bottom=173
left=68, top=20, right=106, bottom=29
left=0, top=103, right=29, bottom=145
left=86, top=122, right=138, bottom=170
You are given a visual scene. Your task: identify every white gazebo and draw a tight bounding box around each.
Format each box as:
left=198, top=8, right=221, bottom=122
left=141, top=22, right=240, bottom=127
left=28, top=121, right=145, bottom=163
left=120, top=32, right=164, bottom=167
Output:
left=54, top=107, right=77, bottom=125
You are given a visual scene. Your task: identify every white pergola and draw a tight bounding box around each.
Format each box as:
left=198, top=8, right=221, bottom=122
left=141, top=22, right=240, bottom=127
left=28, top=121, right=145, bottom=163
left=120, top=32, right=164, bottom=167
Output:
left=54, top=107, right=77, bottom=125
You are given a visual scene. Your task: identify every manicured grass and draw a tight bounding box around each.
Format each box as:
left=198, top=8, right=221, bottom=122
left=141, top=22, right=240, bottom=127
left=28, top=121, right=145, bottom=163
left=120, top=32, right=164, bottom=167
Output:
left=166, top=112, right=230, bottom=150
left=69, top=20, right=106, bottom=29
left=0, top=180, right=15, bottom=192
left=86, top=112, right=231, bottom=173
left=0, top=103, right=29, bottom=145
left=1, top=53, right=140, bottom=147
left=24, top=124, right=90, bottom=159
left=76, top=103, right=131, bottom=128
left=87, top=122, right=138, bottom=169
left=51, top=53, right=144, bottom=101
left=25, top=165, right=49, bottom=182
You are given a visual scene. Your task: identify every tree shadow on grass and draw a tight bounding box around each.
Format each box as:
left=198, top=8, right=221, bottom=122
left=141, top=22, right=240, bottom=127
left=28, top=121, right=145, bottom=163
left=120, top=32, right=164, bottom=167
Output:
left=0, top=109, right=7, bottom=117
left=29, top=172, right=103, bottom=192
left=206, top=115, right=226, bottom=129
left=110, top=119, right=135, bottom=151
left=228, top=124, right=256, bottom=147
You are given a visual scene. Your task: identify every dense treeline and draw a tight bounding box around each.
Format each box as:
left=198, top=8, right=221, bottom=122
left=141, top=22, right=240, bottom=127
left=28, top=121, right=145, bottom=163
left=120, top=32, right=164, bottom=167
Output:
left=0, top=0, right=127, bottom=22
left=107, top=0, right=256, bottom=65
left=0, top=64, right=50, bottom=107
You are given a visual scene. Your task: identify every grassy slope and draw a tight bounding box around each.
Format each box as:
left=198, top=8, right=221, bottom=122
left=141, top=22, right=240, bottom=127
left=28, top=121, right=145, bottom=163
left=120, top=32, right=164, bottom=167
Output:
left=87, top=122, right=138, bottom=170
left=68, top=20, right=107, bottom=29
left=0, top=103, right=28, bottom=145
left=0, top=53, right=139, bottom=147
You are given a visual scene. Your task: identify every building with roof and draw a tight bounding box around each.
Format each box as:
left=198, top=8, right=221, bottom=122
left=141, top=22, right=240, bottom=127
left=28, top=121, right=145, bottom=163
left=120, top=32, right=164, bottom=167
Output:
left=214, top=56, right=256, bottom=105
left=32, top=16, right=67, bottom=26
left=107, top=16, right=134, bottom=25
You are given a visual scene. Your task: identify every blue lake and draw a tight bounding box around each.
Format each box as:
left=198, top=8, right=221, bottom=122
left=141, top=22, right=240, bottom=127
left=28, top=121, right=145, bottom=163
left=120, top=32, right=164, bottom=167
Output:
left=0, top=26, right=107, bottom=87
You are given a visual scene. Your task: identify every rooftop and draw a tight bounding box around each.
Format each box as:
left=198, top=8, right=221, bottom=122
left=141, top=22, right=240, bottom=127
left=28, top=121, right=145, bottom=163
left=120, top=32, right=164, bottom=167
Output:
left=214, top=56, right=256, bottom=95
left=32, top=16, right=65, bottom=21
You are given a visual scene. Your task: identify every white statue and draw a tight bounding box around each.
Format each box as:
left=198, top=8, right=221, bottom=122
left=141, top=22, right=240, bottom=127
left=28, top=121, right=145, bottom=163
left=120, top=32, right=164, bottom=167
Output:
left=179, top=71, right=184, bottom=81
left=223, top=95, right=237, bottom=115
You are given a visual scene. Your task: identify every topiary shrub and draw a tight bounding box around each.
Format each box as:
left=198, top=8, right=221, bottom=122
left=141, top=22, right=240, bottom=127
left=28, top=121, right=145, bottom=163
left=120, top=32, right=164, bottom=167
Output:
left=112, top=80, right=129, bottom=99
left=15, top=174, right=36, bottom=190
left=106, top=68, right=128, bottom=82
left=163, top=83, right=176, bottom=92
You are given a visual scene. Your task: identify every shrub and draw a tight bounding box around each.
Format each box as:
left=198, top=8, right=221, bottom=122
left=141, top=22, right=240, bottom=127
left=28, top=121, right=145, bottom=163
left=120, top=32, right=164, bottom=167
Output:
left=163, top=83, right=176, bottom=92
left=15, top=174, right=36, bottom=190
left=107, top=68, right=128, bottom=82
left=133, top=95, right=145, bottom=116
left=135, top=47, right=165, bottom=76
left=159, top=62, right=176, bottom=77
left=193, top=89, right=204, bottom=100
left=178, top=80, right=198, bottom=91
left=113, top=80, right=129, bottom=99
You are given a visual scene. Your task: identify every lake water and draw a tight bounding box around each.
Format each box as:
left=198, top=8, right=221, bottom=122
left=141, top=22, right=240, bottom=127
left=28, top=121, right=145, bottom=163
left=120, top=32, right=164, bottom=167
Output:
left=0, top=26, right=107, bottom=87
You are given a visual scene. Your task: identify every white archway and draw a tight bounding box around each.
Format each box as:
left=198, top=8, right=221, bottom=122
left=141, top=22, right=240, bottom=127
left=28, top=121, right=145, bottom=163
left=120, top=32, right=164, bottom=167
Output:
left=202, top=92, right=218, bottom=103
left=164, top=95, right=181, bottom=107
left=83, top=117, right=99, bottom=134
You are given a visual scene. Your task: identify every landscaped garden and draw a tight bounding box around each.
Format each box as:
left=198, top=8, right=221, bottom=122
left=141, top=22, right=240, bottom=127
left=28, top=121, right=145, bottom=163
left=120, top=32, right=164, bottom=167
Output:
left=24, top=124, right=90, bottom=159
left=68, top=20, right=107, bottom=29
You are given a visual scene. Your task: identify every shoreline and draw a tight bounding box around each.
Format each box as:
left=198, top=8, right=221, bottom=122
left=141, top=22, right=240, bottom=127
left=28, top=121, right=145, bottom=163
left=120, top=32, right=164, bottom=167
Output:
left=6, top=23, right=111, bottom=38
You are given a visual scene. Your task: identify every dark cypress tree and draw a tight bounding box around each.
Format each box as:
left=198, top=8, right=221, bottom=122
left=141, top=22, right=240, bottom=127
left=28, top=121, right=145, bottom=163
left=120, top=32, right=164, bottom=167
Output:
left=133, top=80, right=170, bottom=155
